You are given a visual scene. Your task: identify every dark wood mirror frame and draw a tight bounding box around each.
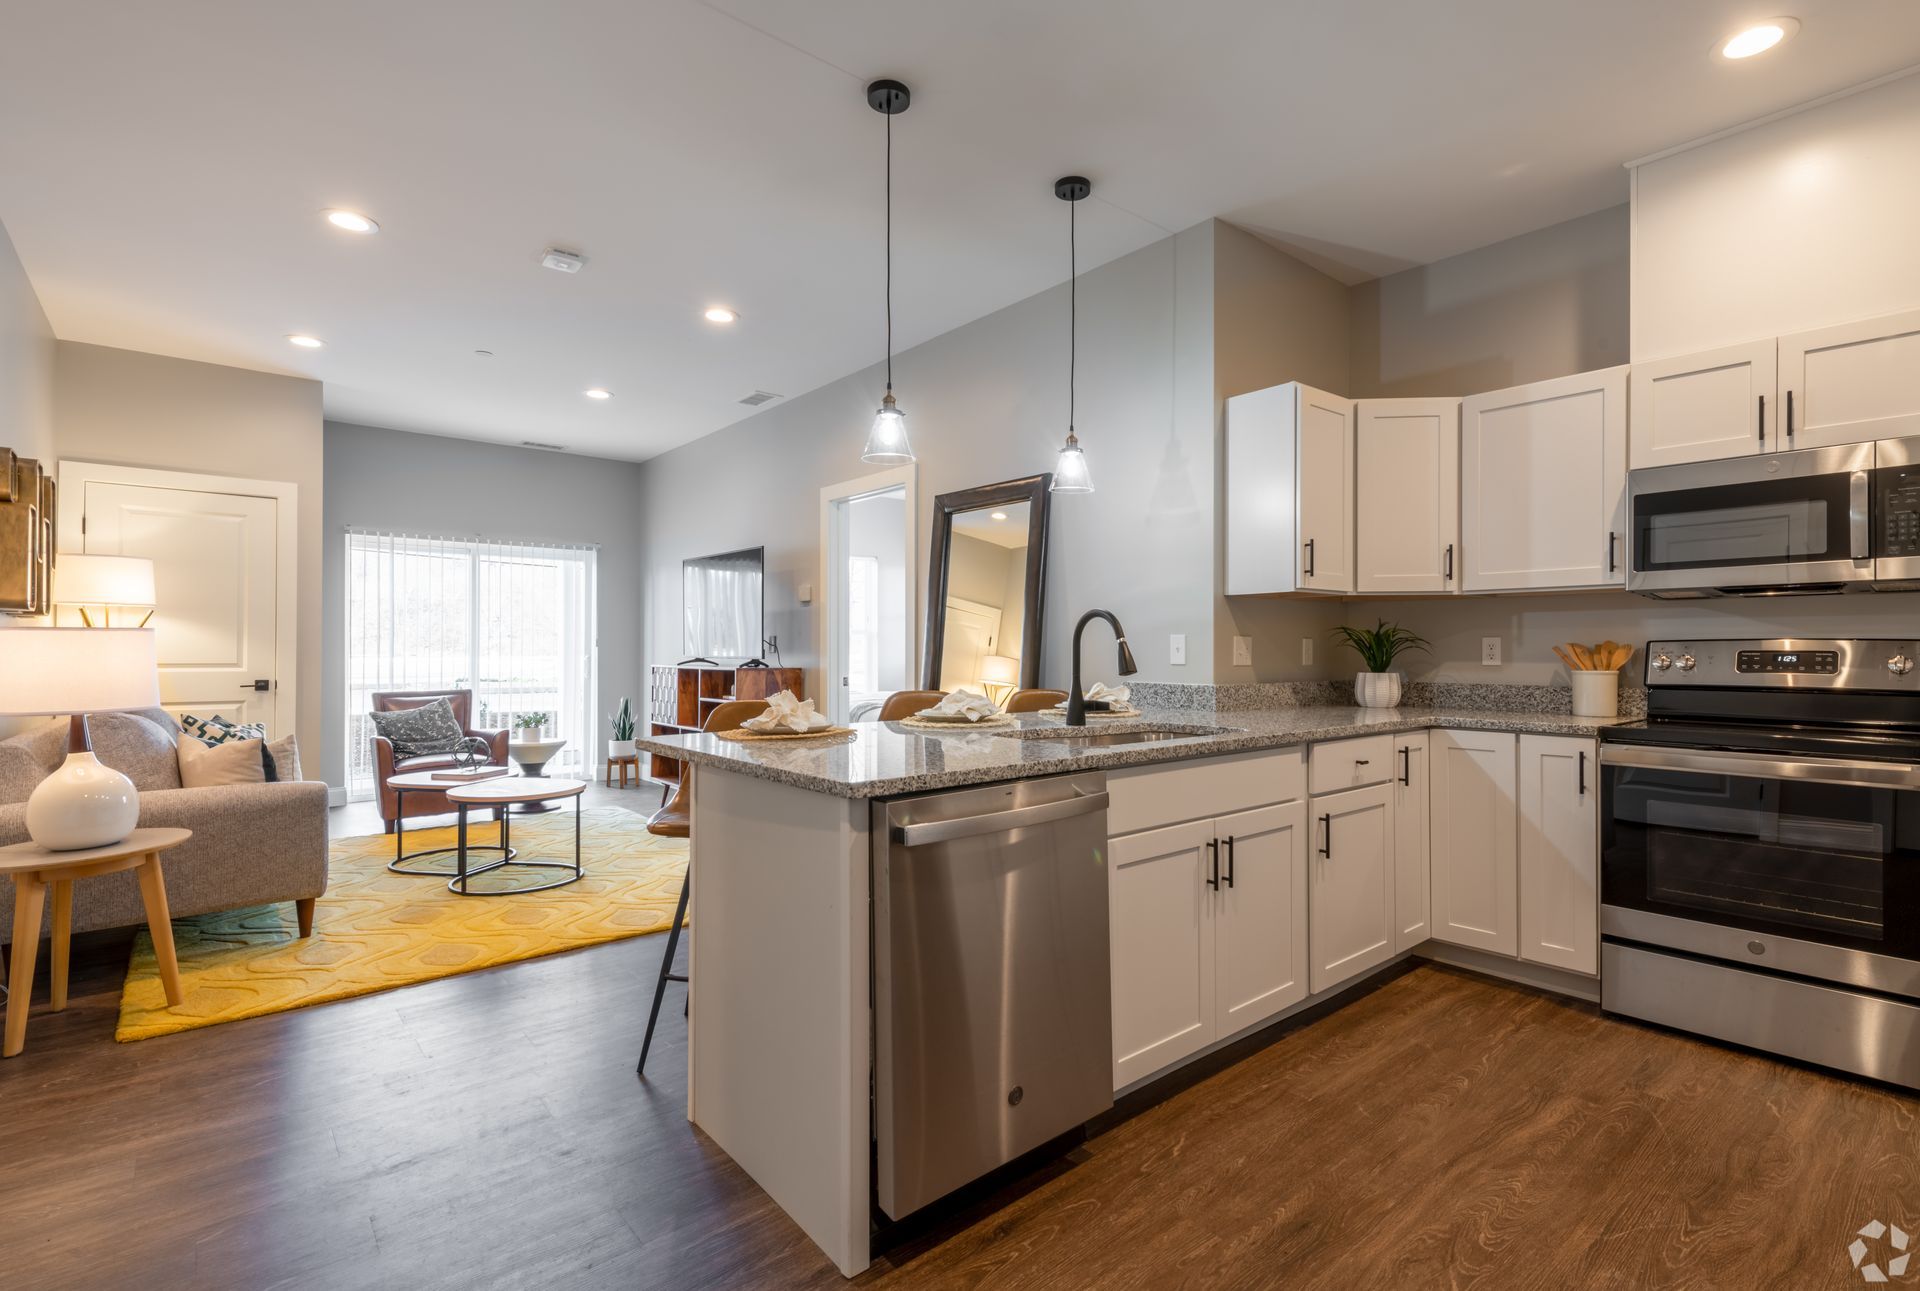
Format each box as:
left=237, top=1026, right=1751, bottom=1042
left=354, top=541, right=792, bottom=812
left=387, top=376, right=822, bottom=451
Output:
left=922, top=473, right=1052, bottom=690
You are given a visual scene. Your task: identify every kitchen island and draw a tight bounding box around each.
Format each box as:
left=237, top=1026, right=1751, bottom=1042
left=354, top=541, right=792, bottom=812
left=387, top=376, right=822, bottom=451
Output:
left=636, top=703, right=1625, bottom=1277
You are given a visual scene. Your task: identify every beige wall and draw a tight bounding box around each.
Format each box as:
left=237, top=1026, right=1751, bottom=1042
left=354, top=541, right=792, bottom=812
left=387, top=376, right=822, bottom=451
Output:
left=54, top=342, right=325, bottom=759
left=0, top=218, right=57, bottom=738
left=1349, top=204, right=1628, bottom=399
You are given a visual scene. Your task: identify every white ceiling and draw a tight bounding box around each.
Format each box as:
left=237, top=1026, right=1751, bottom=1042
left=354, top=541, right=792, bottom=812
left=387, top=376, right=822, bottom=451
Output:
left=4, top=2, right=1919, bottom=463
left=953, top=501, right=1033, bottom=549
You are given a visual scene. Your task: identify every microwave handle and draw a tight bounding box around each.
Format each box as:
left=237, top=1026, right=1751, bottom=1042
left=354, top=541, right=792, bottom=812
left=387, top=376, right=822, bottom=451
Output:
left=1851, top=470, right=1871, bottom=560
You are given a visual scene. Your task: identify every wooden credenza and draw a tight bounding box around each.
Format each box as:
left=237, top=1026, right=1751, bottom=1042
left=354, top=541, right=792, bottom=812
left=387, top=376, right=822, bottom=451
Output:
left=647, top=663, right=805, bottom=784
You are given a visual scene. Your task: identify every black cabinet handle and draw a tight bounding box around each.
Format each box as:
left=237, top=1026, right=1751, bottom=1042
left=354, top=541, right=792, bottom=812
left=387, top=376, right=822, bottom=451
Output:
left=1224, top=835, right=1236, bottom=889
left=1786, top=388, right=1794, bottom=440
left=1304, top=538, right=1315, bottom=578
left=1205, top=838, right=1219, bottom=890
left=1758, top=393, right=1766, bottom=444
left=1399, top=746, right=1411, bottom=785
left=1354, top=758, right=1370, bottom=765
left=1607, top=531, right=1618, bottom=575
left=1444, top=543, right=1454, bottom=580
left=1318, top=814, right=1332, bottom=858
left=1579, top=750, right=1587, bottom=796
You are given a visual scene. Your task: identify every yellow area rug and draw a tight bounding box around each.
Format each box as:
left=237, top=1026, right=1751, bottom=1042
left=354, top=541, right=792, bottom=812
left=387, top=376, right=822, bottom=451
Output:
left=117, top=808, right=687, bottom=1041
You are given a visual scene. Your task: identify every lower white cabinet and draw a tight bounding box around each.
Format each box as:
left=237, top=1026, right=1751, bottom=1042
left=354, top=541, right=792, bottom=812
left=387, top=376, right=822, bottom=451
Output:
left=1110, top=801, right=1306, bottom=1089
left=1517, top=734, right=1600, bottom=974
left=1391, top=732, right=1430, bottom=951
left=1308, top=781, right=1395, bottom=994
left=1429, top=730, right=1519, bottom=955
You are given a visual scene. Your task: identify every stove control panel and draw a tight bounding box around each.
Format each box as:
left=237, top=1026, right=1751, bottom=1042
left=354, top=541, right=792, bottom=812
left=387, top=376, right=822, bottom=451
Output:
left=1646, top=640, right=1920, bottom=690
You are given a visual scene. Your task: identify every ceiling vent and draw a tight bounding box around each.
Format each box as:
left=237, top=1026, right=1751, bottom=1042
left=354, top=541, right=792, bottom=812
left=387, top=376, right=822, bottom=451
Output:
left=521, top=440, right=567, bottom=451
left=540, top=248, right=586, bottom=274
left=738, top=390, right=783, bottom=407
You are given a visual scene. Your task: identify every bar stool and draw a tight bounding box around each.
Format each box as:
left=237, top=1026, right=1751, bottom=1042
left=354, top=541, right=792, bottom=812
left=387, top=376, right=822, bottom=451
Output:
left=1004, top=688, right=1068, bottom=713
left=876, top=689, right=946, bottom=721
left=637, top=698, right=767, bottom=1076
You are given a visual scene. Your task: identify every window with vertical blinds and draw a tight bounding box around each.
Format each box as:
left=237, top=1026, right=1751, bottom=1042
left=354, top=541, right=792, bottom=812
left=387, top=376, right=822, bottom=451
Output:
left=344, top=530, right=598, bottom=801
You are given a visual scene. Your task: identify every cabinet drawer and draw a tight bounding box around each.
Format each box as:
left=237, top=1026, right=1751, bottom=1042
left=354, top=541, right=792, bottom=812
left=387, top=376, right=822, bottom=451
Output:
left=1107, top=748, right=1305, bottom=836
left=1308, top=735, right=1393, bottom=795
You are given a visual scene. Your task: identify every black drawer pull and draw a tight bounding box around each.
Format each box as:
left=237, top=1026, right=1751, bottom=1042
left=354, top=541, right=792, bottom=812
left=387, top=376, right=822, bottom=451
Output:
left=1579, top=750, right=1587, bottom=796
left=1399, top=746, right=1411, bottom=785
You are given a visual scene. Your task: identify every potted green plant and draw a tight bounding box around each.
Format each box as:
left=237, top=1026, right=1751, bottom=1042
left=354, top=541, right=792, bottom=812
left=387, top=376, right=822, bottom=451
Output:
left=1331, top=620, right=1430, bottom=709
left=608, top=697, right=637, bottom=760
left=513, top=711, right=551, bottom=741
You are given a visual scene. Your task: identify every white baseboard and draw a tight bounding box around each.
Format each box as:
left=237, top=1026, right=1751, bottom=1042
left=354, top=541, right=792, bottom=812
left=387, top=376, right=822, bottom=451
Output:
left=1414, top=941, right=1600, bottom=1003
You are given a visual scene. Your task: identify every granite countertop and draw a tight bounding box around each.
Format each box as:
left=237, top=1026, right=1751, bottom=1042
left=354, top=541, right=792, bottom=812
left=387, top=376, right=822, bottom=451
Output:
left=634, top=705, right=1636, bottom=800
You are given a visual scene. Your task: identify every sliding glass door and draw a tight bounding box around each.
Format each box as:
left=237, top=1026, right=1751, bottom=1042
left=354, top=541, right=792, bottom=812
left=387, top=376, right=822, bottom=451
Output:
left=344, top=531, right=598, bottom=800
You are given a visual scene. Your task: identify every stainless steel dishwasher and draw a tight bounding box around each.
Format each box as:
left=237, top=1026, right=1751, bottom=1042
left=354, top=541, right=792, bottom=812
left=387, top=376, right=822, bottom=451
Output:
left=872, top=771, right=1113, bottom=1220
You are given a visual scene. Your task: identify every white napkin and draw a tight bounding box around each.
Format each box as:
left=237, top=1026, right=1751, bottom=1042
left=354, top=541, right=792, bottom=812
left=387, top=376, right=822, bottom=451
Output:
left=923, top=689, right=1001, bottom=722
left=1057, top=682, right=1132, bottom=707
left=744, top=690, right=831, bottom=733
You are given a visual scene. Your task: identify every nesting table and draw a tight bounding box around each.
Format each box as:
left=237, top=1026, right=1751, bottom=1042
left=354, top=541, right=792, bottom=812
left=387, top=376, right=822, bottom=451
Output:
left=445, top=778, right=587, bottom=895
left=2, top=827, right=190, bottom=1058
left=385, top=768, right=517, bottom=876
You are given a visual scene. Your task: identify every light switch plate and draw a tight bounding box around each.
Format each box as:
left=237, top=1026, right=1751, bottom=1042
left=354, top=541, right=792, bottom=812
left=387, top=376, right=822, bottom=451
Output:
left=1481, top=636, right=1502, bottom=666
left=1232, top=635, right=1252, bottom=667
left=797, top=582, right=813, bottom=604
left=1169, top=634, right=1187, bottom=666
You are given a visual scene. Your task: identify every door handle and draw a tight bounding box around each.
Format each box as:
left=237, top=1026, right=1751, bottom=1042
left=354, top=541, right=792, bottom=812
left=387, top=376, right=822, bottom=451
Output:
left=1607, top=531, right=1618, bottom=575
left=1304, top=538, right=1315, bottom=578
left=1444, top=543, right=1454, bottom=581
left=1206, top=837, right=1220, bottom=890
left=1850, top=471, right=1871, bottom=560
left=1578, top=750, right=1587, bottom=796
left=1757, top=393, right=1766, bottom=444
left=1399, top=746, right=1411, bottom=785
left=1318, top=813, right=1332, bottom=858
left=241, top=679, right=272, bottom=692
left=1786, top=388, right=1794, bottom=440
left=1223, top=835, right=1235, bottom=889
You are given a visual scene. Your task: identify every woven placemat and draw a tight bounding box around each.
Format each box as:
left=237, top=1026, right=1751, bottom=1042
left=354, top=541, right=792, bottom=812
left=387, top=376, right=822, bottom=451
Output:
left=897, top=713, right=1017, bottom=731
left=716, top=726, right=857, bottom=744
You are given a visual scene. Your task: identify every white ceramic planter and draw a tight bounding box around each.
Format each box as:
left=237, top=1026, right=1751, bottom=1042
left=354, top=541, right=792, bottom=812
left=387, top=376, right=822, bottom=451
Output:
left=609, top=738, right=637, bottom=759
left=1354, top=671, right=1404, bottom=709
left=1571, top=670, right=1619, bottom=718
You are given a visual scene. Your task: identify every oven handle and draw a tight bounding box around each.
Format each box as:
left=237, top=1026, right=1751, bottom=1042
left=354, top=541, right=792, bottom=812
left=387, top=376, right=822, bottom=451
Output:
left=1599, top=743, right=1920, bottom=791
left=1850, top=470, right=1870, bottom=561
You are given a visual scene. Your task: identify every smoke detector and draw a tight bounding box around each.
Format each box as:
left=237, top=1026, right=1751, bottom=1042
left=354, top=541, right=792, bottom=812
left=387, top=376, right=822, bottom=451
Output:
left=540, top=249, right=586, bottom=274
left=738, top=390, right=783, bottom=407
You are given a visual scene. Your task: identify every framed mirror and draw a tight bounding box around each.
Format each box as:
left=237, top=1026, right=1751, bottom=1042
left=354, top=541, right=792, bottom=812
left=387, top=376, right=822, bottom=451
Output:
left=922, top=474, right=1051, bottom=696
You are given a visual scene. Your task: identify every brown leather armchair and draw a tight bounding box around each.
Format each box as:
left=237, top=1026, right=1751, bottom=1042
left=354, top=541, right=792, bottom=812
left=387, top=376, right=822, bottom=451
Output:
left=371, top=688, right=509, bottom=832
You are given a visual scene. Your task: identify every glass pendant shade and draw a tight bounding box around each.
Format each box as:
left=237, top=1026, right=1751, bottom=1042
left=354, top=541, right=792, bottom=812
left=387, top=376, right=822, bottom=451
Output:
left=1051, top=433, right=1093, bottom=493
left=862, top=393, right=914, bottom=465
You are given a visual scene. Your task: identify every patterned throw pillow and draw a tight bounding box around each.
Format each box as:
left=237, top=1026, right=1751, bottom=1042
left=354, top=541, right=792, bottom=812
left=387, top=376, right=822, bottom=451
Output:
left=180, top=713, right=269, bottom=747
left=369, top=697, right=469, bottom=760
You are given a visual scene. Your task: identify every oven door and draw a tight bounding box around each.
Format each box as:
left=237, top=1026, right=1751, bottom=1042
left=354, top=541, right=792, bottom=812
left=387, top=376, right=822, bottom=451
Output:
left=1600, top=744, right=1920, bottom=997
left=1627, top=442, right=1873, bottom=595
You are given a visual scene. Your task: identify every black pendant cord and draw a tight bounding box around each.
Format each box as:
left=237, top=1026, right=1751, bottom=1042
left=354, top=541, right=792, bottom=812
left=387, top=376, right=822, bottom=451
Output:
left=1068, top=194, right=1076, bottom=435
left=884, top=108, right=893, bottom=394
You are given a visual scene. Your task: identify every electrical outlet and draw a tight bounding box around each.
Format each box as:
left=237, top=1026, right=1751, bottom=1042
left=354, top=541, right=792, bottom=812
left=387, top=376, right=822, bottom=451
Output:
left=1481, top=636, right=1502, bottom=666
left=1232, top=635, right=1253, bottom=667
left=1169, top=634, right=1187, bottom=666
left=1301, top=637, right=1313, bottom=666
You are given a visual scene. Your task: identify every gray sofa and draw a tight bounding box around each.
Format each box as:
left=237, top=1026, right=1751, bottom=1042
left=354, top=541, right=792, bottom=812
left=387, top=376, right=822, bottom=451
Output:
left=0, top=709, right=329, bottom=944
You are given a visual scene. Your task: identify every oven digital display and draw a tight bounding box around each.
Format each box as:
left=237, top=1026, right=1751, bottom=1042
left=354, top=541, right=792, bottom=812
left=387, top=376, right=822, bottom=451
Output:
left=1736, top=650, right=1840, bottom=673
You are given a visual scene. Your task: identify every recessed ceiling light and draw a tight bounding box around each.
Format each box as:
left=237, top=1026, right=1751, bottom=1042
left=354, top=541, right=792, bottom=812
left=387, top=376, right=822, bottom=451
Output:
left=1720, top=18, right=1797, bottom=59
left=704, top=306, right=738, bottom=324
left=990, top=511, right=1008, bottom=520
left=584, top=388, right=612, bottom=400
left=286, top=334, right=325, bottom=349
left=324, top=209, right=379, bottom=234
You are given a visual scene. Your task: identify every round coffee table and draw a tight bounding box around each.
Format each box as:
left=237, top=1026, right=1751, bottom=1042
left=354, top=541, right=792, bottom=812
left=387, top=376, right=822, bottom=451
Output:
left=383, top=769, right=517, bottom=876
left=444, top=777, right=587, bottom=895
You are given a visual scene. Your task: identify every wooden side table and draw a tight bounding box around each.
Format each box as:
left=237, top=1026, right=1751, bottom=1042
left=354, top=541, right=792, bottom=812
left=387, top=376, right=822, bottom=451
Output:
left=1, top=827, right=192, bottom=1058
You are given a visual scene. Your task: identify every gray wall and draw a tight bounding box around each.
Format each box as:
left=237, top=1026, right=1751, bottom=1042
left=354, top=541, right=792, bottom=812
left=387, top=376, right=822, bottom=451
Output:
left=0, top=217, right=56, bottom=739
left=321, top=422, right=648, bottom=789
left=638, top=222, right=1220, bottom=698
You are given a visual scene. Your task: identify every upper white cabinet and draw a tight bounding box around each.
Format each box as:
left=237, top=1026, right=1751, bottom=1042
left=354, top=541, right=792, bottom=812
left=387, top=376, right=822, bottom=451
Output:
left=1517, top=735, right=1599, bottom=976
left=1629, top=339, right=1778, bottom=467
left=1780, top=307, right=1920, bottom=448
left=1225, top=382, right=1353, bottom=595
left=1307, top=781, right=1395, bottom=995
left=1356, top=398, right=1460, bottom=593
left=1429, top=730, right=1518, bottom=956
left=1391, top=732, right=1430, bottom=953
left=1461, top=367, right=1628, bottom=592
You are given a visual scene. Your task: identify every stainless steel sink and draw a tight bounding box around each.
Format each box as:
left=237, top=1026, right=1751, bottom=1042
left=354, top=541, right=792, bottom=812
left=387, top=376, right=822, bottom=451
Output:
left=1011, top=725, right=1233, bottom=747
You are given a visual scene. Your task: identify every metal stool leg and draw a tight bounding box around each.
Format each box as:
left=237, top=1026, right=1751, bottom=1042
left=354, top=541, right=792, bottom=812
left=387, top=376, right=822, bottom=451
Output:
left=637, top=865, right=692, bottom=1077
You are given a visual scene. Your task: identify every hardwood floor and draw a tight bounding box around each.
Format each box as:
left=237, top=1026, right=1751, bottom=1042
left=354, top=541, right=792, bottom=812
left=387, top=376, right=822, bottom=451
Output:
left=4, top=909, right=1915, bottom=1288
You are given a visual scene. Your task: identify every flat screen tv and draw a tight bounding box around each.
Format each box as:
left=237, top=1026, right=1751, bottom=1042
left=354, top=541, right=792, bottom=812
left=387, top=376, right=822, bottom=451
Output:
left=683, top=546, right=764, bottom=662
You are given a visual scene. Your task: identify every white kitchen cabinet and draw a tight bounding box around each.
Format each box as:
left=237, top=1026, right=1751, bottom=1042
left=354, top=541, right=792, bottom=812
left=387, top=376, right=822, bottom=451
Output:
left=1356, top=398, right=1460, bottom=593
left=1391, top=732, right=1430, bottom=952
left=1429, top=730, right=1518, bottom=955
left=1307, top=733, right=1393, bottom=796
left=1780, top=307, right=1920, bottom=448
left=1213, top=801, right=1309, bottom=1034
left=1110, top=819, right=1217, bottom=1088
left=1460, top=367, right=1628, bottom=592
left=1517, top=735, right=1599, bottom=975
left=1225, top=382, right=1353, bottom=595
left=1629, top=339, right=1777, bottom=467
left=1307, top=781, right=1395, bottom=995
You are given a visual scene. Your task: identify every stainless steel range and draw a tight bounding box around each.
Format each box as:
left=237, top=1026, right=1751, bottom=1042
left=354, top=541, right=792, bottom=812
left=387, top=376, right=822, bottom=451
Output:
left=1599, top=638, right=1920, bottom=1088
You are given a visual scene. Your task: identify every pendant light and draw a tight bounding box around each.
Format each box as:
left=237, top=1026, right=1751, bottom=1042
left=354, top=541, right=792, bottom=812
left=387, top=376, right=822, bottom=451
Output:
left=1050, top=176, right=1093, bottom=493
left=861, top=79, right=915, bottom=464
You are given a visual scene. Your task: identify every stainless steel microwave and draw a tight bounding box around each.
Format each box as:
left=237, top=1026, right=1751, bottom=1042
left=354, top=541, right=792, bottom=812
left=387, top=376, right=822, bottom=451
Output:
left=1625, top=439, right=1920, bottom=597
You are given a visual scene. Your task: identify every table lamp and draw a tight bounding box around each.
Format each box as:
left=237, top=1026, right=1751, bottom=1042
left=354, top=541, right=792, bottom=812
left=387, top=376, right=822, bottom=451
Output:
left=979, top=653, right=1020, bottom=707
left=55, top=553, right=157, bottom=627
left=0, top=627, right=161, bottom=849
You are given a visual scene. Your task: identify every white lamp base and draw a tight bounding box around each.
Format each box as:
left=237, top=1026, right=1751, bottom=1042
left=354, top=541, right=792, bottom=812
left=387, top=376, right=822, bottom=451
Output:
left=25, top=751, right=140, bottom=851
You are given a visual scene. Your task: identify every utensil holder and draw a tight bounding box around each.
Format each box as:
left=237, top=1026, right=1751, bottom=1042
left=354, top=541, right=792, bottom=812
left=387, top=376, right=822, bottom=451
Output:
left=1570, top=670, right=1619, bottom=718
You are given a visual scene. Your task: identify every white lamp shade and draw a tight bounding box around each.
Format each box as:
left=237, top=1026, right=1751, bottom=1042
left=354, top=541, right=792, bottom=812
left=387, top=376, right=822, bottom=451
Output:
left=55, top=553, right=157, bottom=608
left=862, top=401, right=915, bottom=464
left=0, top=627, right=161, bottom=716
left=979, top=654, right=1020, bottom=686
left=1051, top=441, right=1093, bottom=493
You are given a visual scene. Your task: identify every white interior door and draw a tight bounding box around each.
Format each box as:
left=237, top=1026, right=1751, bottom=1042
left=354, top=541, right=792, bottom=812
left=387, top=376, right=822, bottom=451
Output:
left=82, top=480, right=281, bottom=734
left=937, top=598, right=1001, bottom=693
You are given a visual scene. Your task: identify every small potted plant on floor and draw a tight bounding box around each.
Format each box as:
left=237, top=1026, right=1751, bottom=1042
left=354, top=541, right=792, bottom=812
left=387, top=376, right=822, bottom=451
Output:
left=1332, top=620, right=1430, bottom=709
left=608, top=697, right=637, bottom=760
